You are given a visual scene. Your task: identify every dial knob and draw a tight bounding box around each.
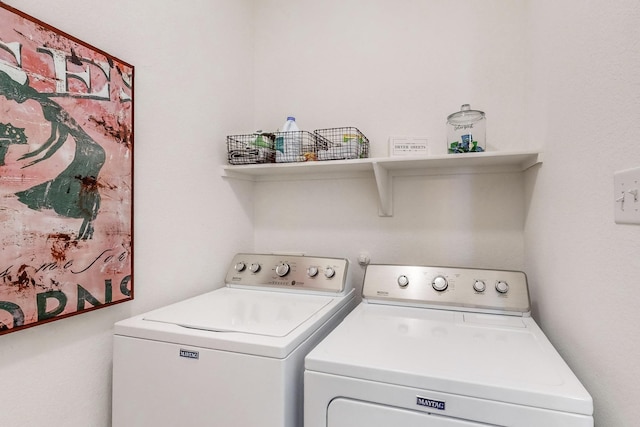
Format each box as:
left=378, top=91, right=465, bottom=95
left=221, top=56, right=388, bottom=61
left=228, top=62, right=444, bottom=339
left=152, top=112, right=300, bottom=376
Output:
left=397, top=275, right=409, bottom=288
left=432, top=276, right=448, bottom=292
left=473, top=280, right=486, bottom=292
left=307, top=266, right=319, bottom=277
left=249, top=263, right=261, bottom=273
left=324, top=267, right=336, bottom=278
left=235, top=262, right=246, bottom=272
left=275, top=263, right=290, bottom=277
left=496, top=281, right=509, bottom=294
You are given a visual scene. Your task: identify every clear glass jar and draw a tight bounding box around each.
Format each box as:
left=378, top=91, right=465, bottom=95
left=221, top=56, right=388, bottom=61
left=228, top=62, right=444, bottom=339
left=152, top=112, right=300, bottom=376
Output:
left=446, top=104, right=486, bottom=154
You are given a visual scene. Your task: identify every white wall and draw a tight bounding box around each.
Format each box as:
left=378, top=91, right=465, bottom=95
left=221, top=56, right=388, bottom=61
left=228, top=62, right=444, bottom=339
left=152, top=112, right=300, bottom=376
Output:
left=252, top=0, right=640, bottom=425
left=253, top=0, right=530, bottom=155
left=252, top=0, right=530, bottom=292
left=0, top=1, right=254, bottom=426
left=525, top=0, right=640, bottom=425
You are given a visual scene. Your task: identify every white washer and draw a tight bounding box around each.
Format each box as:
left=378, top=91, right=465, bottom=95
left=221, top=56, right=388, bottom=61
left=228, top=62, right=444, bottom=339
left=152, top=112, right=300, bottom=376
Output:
left=112, top=253, right=356, bottom=427
left=305, top=264, right=594, bottom=427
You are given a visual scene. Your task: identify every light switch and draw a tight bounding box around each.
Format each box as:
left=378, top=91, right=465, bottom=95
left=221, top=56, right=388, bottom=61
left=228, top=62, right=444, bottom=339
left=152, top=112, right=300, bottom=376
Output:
left=614, top=167, right=640, bottom=224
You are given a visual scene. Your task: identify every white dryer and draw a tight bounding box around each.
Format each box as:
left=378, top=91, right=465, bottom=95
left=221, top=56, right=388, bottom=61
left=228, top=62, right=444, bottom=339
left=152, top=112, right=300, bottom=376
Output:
left=305, top=264, right=594, bottom=427
left=112, top=253, right=356, bottom=427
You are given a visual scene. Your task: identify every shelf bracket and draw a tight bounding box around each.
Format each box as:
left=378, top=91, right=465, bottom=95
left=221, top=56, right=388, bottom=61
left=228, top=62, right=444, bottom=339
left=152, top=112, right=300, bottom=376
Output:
left=372, top=161, right=393, bottom=217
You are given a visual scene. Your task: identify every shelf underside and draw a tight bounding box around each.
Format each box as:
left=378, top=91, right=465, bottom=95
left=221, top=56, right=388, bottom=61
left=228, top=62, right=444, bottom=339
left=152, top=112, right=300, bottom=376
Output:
left=222, top=150, right=542, bottom=216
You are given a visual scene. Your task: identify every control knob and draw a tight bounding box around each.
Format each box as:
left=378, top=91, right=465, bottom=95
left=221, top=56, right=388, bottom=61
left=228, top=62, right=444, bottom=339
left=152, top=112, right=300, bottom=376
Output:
left=324, top=267, right=336, bottom=278
left=432, top=275, right=448, bottom=292
left=495, top=281, right=509, bottom=294
left=473, top=280, right=486, bottom=292
left=397, top=275, right=409, bottom=288
left=249, top=263, right=261, bottom=273
left=307, top=266, right=319, bottom=277
left=275, top=263, right=290, bottom=277
left=234, top=262, right=246, bottom=272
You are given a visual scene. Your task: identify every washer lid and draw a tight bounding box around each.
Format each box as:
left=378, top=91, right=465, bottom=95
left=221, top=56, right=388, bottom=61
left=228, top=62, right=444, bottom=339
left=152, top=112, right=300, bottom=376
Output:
left=143, top=287, right=333, bottom=337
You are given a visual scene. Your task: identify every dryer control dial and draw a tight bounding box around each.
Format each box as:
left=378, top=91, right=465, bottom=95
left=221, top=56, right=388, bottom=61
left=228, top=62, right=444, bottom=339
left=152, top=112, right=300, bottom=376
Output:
left=432, top=276, right=448, bottom=292
left=249, top=263, right=261, bottom=273
left=235, top=262, right=246, bottom=272
left=307, top=266, right=319, bottom=277
left=275, top=263, right=290, bottom=277
left=473, top=280, right=486, bottom=292
left=496, top=281, right=509, bottom=294
left=324, top=267, right=336, bottom=278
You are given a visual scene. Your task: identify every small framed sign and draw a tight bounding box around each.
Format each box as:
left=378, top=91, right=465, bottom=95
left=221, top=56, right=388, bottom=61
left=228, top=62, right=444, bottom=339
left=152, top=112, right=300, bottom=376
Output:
left=389, top=136, right=429, bottom=157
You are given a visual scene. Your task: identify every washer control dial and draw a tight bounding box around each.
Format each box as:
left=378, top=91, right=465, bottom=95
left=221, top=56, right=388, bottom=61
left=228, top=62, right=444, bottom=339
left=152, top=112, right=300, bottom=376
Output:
left=496, top=281, right=509, bottom=294
left=473, top=280, right=486, bottom=292
left=235, top=262, right=246, bottom=272
left=249, top=263, right=261, bottom=273
left=432, top=275, right=448, bottom=292
left=307, top=266, right=319, bottom=277
left=397, top=275, right=409, bottom=288
left=275, top=263, right=290, bottom=277
left=324, top=267, right=336, bottom=278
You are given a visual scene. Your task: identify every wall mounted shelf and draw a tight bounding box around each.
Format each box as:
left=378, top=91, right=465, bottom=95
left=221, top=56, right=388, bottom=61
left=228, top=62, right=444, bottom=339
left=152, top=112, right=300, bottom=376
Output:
left=222, top=150, right=542, bottom=217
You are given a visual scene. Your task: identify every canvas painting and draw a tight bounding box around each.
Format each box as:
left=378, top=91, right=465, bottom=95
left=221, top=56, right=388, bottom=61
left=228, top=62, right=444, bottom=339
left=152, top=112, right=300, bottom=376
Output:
left=0, top=3, right=134, bottom=334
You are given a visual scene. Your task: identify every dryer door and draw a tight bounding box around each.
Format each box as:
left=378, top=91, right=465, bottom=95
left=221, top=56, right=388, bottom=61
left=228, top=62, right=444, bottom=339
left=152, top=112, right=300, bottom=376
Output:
left=328, top=398, right=492, bottom=427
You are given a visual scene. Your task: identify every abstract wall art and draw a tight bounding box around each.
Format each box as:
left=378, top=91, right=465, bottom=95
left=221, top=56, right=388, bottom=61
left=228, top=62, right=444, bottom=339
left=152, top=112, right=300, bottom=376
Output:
left=0, top=3, right=134, bottom=334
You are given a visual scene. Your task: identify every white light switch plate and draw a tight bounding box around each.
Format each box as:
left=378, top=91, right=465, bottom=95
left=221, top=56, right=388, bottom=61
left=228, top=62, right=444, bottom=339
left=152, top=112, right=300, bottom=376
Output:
left=614, top=167, right=640, bottom=224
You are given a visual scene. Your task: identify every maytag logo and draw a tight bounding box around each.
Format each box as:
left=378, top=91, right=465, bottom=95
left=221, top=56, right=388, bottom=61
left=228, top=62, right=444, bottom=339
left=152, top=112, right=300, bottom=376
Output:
left=416, top=396, right=445, bottom=411
left=179, top=349, right=199, bottom=360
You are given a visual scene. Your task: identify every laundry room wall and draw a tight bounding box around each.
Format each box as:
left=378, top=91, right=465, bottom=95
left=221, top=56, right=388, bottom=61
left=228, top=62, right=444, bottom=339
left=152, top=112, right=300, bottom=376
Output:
left=252, top=0, right=531, bottom=291
left=524, top=0, right=640, bottom=425
left=251, top=0, right=640, bottom=425
left=0, top=1, right=254, bottom=426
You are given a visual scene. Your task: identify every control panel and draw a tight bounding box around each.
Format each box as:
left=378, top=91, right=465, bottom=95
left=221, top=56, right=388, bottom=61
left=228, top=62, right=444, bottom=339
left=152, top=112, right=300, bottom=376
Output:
left=225, top=253, right=349, bottom=294
left=362, top=264, right=530, bottom=315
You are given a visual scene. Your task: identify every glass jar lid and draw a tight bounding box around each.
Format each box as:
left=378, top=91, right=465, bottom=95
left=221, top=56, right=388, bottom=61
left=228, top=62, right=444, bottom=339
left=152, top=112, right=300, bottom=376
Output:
left=447, top=104, right=485, bottom=124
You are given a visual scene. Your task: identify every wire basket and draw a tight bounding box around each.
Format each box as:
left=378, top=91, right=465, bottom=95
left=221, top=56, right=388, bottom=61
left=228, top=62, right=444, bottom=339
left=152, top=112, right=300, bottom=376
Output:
left=275, top=131, right=319, bottom=163
left=227, top=133, right=276, bottom=165
left=313, top=127, right=369, bottom=161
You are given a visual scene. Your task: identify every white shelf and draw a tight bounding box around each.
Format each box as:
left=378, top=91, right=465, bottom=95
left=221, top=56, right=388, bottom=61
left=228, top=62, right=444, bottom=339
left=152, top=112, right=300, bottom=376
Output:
left=222, top=150, right=542, bottom=217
